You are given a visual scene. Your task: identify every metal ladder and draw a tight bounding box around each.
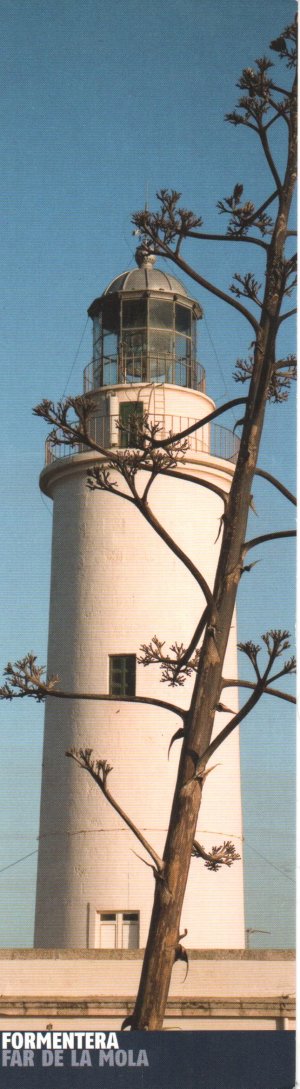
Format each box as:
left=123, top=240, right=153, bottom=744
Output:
left=153, top=384, right=166, bottom=437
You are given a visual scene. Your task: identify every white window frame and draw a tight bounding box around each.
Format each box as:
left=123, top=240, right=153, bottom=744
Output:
left=88, top=905, right=139, bottom=949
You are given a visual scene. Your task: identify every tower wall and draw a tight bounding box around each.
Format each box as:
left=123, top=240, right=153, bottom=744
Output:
left=34, top=385, right=245, bottom=949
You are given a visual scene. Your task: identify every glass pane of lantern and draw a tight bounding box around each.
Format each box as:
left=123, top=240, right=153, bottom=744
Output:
left=102, top=296, right=120, bottom=335
left=176, top=360, right=188, bottom=387
left=122, top=299, right=147, bottom=328
left=103, top=331, right=118, bottom=384
left=103, top=359, right=118, bottom=385
left=93, top=316, right=102, bottom=360
left=176, top=333, right=190, bottom=360
left=123, top=331, right=147, bottom=353
left=148, top=330, right=173, bottom=355
left=175, top=304, right=191, bottom=334
left=149, top=299, right=173, bottom=329
left=103, top=331, right=118, bottom=356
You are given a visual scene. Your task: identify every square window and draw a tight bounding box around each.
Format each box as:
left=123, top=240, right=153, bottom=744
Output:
left=96, top=911, right=139, bottom=949
left=109, top=655, right=136, bottom=697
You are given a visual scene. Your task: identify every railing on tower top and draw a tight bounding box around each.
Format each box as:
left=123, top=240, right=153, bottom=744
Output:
left=83, top=352, right=206, bottom=393
left=45, top=414, right=239, bottom=466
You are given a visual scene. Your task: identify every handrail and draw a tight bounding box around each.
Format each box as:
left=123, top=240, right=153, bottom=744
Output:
left=83, top=352, right=206, bottom=394
left=45, top=414, right=239, bottom=467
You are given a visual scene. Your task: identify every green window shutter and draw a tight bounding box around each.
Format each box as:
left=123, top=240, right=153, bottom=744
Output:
left=119, top=402, right=143, bottom=448
left=109, top=655, right=136, bottom=697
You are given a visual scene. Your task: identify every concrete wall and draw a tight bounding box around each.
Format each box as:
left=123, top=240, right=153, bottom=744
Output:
left=0, top=950, right=295, bottom=1031
left=35, top=382, right=244, bottom=949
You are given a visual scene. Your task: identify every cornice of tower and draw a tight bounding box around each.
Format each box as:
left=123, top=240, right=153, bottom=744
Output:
left=39, top=448, right=236, bottom=499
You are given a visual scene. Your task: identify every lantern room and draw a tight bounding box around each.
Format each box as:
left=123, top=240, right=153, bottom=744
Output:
left=85, top=246, right=205, bottom=393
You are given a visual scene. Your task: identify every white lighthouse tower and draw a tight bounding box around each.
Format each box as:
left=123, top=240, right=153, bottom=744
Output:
left=34, top=249, right=245, bottom=951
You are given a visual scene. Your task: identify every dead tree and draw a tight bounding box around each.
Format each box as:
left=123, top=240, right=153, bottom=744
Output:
left=1, top=19, right=296, bottom=1028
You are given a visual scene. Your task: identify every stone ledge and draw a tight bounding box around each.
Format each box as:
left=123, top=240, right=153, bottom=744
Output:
left=0, top=996, right=295, bottom=1018
left=0, top=949, right=295, bottom=961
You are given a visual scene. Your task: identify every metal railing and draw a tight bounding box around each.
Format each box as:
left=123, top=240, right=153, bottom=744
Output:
left=83, top=352, right=206, bottom=393
left=45, top=413, right=239, bottom=466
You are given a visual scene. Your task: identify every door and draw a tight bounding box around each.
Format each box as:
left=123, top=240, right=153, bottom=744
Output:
left=119, top=401, right=144, bottom=448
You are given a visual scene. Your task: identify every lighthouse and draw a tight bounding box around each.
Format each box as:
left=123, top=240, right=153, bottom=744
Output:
left=34, top=248, right=245, bottom=951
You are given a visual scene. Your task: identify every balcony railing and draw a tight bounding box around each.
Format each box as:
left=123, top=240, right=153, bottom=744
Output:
left=45, top=413, right=239, bottom=466
left=83, top=352, right=206, bottom=393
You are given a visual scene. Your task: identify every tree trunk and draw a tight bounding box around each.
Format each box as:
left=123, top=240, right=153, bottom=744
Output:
left=132, top=87, right=297, bottom=1028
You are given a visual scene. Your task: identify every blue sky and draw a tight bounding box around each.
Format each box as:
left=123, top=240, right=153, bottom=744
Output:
left=0, top=0, right=296, bottom=947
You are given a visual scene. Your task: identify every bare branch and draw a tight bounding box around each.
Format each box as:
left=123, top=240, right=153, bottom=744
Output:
left=158, top=467, right=227, bottom=504
left=268, top=658, right=296, bottom=684
left=264, top=98, right=291, bottom=130
left=171, top=607, right=210, bottom=684
left=278, top=306, right=297, bottom=325
left=217, top=184, right=273, bottom=238
left=174, top=934, right=189, bottom=979
left=66, top=748, right=164, bottom=874
left=196, top=630, right=295, bottom=767
left=151, top=397, right=247, bottom=449
left=164, top=246, right=260, bottom=331
left=0, top=654, right=59, bottom=703
left=255, top=467, right=296, bottom=505
left=187, top=229, right=268, bottom=251
left=270, top=21, right=297, bottom=68
left=237, top=639, right=262, bottom=680
left=234, top=351, right=296, bottom=402
left=37, top=403, right=216, bottom=606
left=259, top=126, right=283, bottom=193
left=136, top=495, right=215, bottom=609
left=237, top=188, right=278, bottom=229
left=133, top=198, right=259, bottom=331
left=139, top=635, right=200, bottom=688
left=222, top=678, right=295, bottom=706
left=168, top=727, right=185, bottom=757
left=230, top=272, right=263, bottom=306
left=139, top=608, right=210, bottom=688
left=244, top=529, right=296, bottom=553
left=192, top=838, right=240, bottom=871
left=87, top=465, right=136, bottom=505
left=0, top=655, right=185, bottom=718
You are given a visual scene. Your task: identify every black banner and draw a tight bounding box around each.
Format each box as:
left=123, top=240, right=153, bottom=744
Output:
left=0, top=1030, right=295, bottom=1089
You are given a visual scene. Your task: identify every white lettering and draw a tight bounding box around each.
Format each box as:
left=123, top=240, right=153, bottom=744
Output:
left=2, top=1051, right=11, bottom=1067
left=115, top=1050, right=127, bottom=1067
left=52, top=1034, right=62, bottom=1049
left=2, top=1030, right=120, bottom=1052
left=71, top=1051, right=92, bottom=1067
left=24, top=1034, right=35, bottom=1049
left=137, top=1050, right=149, bottom=1066
left=95, top=1033, right=109, bottom=1049
left=55, top=1051, right=64, bottom=1067
left=99, top=1051, right=114, bottom=1066
left=61, top=1033, right=73, bottom=1048
left=127, top=1050, right=137, bottom=1067
left=107, top=1032, right=118, bottom=1049
left=42, top=1052, right=54, bottom=1066
left=2, top=1051, right=35, bottom=1069
left=9, top=1051, right=23, bottom=1067
left=36, top=1034, right=51, bottom=1048
left=10, top=1034, right=23, bottom=1050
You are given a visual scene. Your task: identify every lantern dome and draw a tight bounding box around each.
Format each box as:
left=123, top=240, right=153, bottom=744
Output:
left=103, top=249, right=190, bottom=298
